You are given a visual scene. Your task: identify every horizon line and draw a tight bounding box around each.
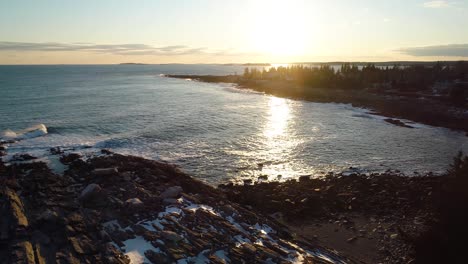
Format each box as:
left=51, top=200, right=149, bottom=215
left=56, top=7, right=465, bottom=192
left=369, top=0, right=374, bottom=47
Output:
left=1, top=60, right=468, bottom=66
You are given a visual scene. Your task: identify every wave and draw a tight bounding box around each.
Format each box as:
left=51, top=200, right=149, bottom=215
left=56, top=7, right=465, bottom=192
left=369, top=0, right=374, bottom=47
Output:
left=1, top=124, right=48, bottom=140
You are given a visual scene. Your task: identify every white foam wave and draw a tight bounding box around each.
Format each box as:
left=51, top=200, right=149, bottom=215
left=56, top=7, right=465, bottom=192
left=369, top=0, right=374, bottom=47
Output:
left=2, top=124, right=48, bottom=140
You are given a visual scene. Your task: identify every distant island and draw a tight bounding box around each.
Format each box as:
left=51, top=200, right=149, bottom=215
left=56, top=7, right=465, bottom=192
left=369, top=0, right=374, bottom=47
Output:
left=119, top=62, right=148, bottom=65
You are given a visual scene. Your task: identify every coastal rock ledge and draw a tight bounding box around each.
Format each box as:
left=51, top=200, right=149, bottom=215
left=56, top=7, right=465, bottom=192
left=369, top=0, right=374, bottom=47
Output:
left=0, top=151, right=348, bottom=264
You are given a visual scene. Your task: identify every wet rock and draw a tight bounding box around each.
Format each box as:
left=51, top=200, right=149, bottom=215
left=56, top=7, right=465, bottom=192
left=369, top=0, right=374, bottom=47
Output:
left=60, top=153, right=82, bottom=164
left=160, top=186, right=183, bottom=199
left=384, top=118, right=413, bottom=128
left=299, top=175, right=311, bottom=182
left=258, top=175, right=268, bottom=181
left=101, top=149, right=112, bottom=155
left=243, top=179, right=253, bottom=185
left=50, top=147, right=63, bottom=155
left=11, top=153, right=37, bottom=161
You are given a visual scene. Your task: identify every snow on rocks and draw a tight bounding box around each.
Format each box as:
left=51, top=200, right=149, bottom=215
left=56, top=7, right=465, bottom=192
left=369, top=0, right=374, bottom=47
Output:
left=0, top=151, right=348, bottom=264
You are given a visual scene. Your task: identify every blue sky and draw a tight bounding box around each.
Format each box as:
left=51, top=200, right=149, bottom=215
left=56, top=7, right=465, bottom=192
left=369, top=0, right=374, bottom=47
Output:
left=1, top=0, right=468, bottom=64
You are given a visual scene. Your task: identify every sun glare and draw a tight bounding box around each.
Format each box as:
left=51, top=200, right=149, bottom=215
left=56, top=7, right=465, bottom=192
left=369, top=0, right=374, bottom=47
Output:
left=249, top=0, right=308, bottom=58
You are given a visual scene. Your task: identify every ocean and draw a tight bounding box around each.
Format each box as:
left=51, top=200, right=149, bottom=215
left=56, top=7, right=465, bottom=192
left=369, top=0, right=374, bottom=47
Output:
left=1, top=64, right=467, bottom=184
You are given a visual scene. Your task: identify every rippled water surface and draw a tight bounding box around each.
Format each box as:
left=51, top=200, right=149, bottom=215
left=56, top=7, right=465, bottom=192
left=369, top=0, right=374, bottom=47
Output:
left=1, top=65, right=467, bottom=184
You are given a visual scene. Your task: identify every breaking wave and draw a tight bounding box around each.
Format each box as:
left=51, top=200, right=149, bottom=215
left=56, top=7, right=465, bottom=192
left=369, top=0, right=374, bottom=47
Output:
left=1, top=124, right=48, bottom=140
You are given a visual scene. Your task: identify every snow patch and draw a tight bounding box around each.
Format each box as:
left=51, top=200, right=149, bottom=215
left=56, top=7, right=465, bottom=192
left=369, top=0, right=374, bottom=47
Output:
left=122, top=236, right=161, bottom=264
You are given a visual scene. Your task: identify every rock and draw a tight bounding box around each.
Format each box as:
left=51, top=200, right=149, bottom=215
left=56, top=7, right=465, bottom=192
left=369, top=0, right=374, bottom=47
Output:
left=79, top=183, right=102, bottom=202
left=146, top=250, right=172, bottom=264
left=299, top=175, right=311, bottom=182
left=34, top=243, right=47, bottom=264
left=163, top=198, right=181, bottom=205
left=69, top=237, right=85, bottom=254
left=384, top=118, right=413, bottom=128
left=49, top=147, right=63, bottom=155
left=60, top=153, right=82, bottom=164
left=11, top=153, right=37, bottom=161
left=37, top=209, right=59, bottom=223
left=125, top=198, right=143, bottom=207
left=99, top=230, right=112, bottom=242
left=2, top=188, right=29, bottom=228
left=11, top=241, right=35, bottom=263
left=69, top=235, right=96, bottom=255
left=243, top=179, right=253, bottom=185
left=120, top=171, right=133, bottom=181
left=92, top=167, right=118, bottom=176
left=101, top=149, right=112, bottom=155
left=32, top=230, right=51, bottom=245
left=242, top=243, right=257, bottom=254
left=160, top=186, right=183, bottom=199
left=258, top=175, right=268, bottom=181
left=161, top=230, right=184, bottom=242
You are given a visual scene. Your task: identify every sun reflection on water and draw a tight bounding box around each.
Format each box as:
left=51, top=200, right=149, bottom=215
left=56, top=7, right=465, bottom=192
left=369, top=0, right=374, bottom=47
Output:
left=257, top=96, right=303, bottom=180
left=264, top=97, right=290, bottom=138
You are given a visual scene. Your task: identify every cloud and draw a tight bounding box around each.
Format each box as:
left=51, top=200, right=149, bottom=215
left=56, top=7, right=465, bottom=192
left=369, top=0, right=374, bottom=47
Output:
left=423, top=1, right=450, bottom=8
left=397, top=44, right=468, bottom=57
left=0, top=41, right=253, bottom=57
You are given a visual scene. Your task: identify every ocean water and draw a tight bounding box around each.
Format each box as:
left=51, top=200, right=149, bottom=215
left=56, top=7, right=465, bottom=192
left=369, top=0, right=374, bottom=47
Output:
left=1, top=64, right=467, bottom=184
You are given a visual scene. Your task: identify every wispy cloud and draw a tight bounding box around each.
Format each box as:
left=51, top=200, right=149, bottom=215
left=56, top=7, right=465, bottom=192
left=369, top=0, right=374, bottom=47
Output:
left=397, top=44, right=468, bottom=57
left=423, top=1, right=450, bottom=8
left=0, top=41, right=256, bottom=57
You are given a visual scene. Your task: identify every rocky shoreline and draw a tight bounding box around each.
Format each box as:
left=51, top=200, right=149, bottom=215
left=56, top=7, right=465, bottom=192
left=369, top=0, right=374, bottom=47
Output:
left=1, top=136, right=453, bottom=263
left=166, top=75, right=468, bottom=134
left=220, top=172, right=443, bottom=263
left=0, top=144, right=350, bottom=264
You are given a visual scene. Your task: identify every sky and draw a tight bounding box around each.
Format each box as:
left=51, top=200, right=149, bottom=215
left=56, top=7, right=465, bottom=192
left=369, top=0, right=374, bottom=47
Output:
left=1, top=0, right=468, bottom=64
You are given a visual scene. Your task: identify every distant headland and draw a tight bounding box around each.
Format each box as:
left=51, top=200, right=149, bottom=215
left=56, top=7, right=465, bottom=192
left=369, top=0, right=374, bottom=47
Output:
left=119, top=62, right=148, bottom=65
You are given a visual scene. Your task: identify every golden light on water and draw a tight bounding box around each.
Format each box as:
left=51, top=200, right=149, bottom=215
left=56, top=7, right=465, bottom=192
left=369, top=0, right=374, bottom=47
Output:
left=258, top=96, right=301, bottom=180
left=264, top=97, right=290, bottom=138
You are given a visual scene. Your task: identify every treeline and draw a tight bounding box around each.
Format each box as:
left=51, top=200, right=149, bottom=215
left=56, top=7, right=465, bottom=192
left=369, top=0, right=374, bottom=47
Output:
left=242, top=62, right=468, bottom=93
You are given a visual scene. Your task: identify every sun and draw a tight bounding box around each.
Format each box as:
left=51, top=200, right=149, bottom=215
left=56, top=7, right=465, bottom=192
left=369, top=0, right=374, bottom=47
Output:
left=249, top=0, right=308, bottom=58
